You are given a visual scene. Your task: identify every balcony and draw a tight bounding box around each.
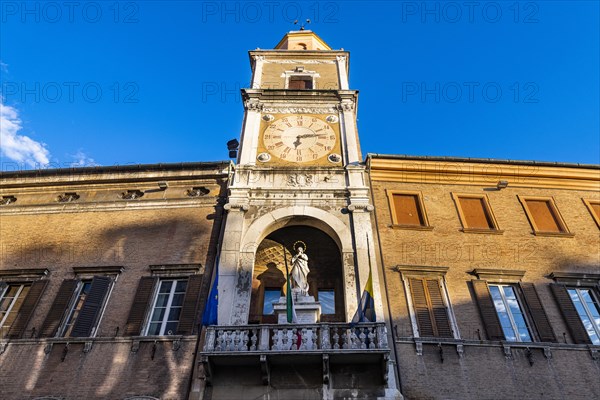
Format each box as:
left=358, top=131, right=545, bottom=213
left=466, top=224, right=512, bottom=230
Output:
left=200, top=322, right=391, bottom=386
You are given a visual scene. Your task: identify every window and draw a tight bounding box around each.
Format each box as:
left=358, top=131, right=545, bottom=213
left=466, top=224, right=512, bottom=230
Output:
left=583, top=199, right=600, bottom=228
left=452, top=193, right=501, bottom=232
left=0, top=284, right=30, bottom=336
left=0, top=278, right=48, bottom=339
left=40, top=276, right=113, bottom=338
left=567, top=288, right=600, bottom=345
left=288, top=76, right=313, bottom=89
left=550, top=278, right=600, bottom=345
left=61, top=281, right=92, bottom=337
left=318, top=290, right=335, bottom=315
left=395, top=266, right=458, bottom=338
left=488, top=284, right=532, bottom=342
left=263, top=288, right=282, bottom=315
left=387, top=191, right=431, bottom=229
left=145, top=279, right=188, bottom=336
left=518, top=196, right=571, bottom=235
left=125, top=270, right=204, bottom=337
left=471, top=275, right=556, bottom=343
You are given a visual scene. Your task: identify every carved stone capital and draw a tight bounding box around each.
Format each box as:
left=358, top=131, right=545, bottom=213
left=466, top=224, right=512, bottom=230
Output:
left=224, top=203, right=249, bottom=212
left=252, top=55, right=266, bottom=62
left=337, top=102, right=355, bottom=112
left=244, top=98, right=263, bottom=112
left=347, top=204, right=374, bottom=213
left=336, top=55, right=347, bottom=63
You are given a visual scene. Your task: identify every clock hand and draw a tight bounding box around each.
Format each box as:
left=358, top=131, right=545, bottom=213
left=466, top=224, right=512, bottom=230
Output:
left=293, top=136, right=302, bottom=149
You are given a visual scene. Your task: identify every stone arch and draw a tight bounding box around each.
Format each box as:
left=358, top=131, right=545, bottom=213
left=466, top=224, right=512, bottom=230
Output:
left=241, top=206, right=352, bottom=256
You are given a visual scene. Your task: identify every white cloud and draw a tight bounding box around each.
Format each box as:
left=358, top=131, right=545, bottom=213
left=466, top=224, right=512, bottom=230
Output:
left=69, top=150, right=97, bottom=167
left=0, top=100, right=50, bottom=168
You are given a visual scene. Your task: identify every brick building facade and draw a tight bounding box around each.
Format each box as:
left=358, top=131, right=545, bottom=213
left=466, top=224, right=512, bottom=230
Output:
left=1, top=32, right=599, bottom=400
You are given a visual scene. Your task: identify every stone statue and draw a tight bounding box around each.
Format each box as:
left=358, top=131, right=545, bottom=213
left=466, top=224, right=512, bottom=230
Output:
left=291, top=241, right=310, bottom=295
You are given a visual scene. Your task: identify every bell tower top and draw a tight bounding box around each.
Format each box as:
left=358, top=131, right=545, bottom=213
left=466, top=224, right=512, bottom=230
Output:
left=274, top=30, right=332, bottom=51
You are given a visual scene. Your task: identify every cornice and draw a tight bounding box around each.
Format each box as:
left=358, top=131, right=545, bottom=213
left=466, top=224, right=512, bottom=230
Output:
left=368, top=158, right=600, bottom=191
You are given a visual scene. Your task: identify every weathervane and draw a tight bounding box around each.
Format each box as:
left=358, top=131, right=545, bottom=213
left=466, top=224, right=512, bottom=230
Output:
left=294, top=19, right=311, bottom=30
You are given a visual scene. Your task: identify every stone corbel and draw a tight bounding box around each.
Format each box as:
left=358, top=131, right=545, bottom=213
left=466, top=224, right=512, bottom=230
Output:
left=456, top=344, right=464, bottom=358
left=44, top=342, right=53, bottom=354
left=347, top=204, right=374, bottom=213
left=502, top=344, right=512, bottom=359
left=337, top=101, right=355, bottom=112
left=83, top=341, right=93, bottom=353
left=130, top=340, right=140, bottom=353
left=223, top=203, right=249, bottom=213
left=589, top=346, right=599, bottom=361
left=260, top=354, right=270, bottom=385
left=543, top=347, right=552, bottom=359
left=382, top=353, right=390, bottom=384
left=199, top=355, right=213, bottom=385
left=336, top=55, right=347, bottom=63
left=172, top=338, right=181, bottom=351
left=322, top=354, right=330, bottom=384
left=0, top=342, right=7, bottom=355
left=415, top=341, right=423, bottom=356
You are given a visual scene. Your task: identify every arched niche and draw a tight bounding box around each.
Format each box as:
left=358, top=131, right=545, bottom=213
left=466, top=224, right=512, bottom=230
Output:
left=248, top=225, right=345, bottom=324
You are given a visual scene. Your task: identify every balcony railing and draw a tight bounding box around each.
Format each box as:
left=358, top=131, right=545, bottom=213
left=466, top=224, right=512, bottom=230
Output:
left=203, top=322, right=389, bottom=353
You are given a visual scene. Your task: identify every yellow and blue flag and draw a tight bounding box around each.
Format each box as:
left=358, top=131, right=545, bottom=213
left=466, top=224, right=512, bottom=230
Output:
left=351, top=264, right=376, bottom=324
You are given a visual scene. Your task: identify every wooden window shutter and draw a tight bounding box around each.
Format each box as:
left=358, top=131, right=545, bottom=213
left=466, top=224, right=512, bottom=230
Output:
left=393, top=194, right=423, bottom=226
left=526, top=200, right=562, bottom=232
left=471, top=280, right=504, bottom=340
left=409, top=278, right=452, bottom=337
left=70, top=276, right=112, bottom=338
left=39, top=279, right=78, bottom=338
left=550, top=283, right=591, bottom=344
left=519, top=282, right=557, bottom=342
left=7, top=280, right=48, bottom=339
left=426, top=279, right=453, bottom=338
left=125, top=276, right=158, bottom=336
left=177, top=275, right=204, bottom=335
left=459, top=197, right=493, bottom=229
left=289, top=79, right=306, bottom=89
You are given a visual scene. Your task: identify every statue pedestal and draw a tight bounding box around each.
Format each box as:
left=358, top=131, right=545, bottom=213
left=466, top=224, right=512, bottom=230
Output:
left=273, top=293, right=321, bottom=324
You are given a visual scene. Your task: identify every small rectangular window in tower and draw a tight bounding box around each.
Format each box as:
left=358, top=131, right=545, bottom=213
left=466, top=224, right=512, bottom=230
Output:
left=519, top=196, right=570, bottom=235
left=583, top=199, right=600, bottom=229
left=288, top=76, right=313, bottom=90
left=387, top=191, right=430, bottom=228
left=452, top=193, right=500, bottom=232
left=263, top=288, right=282, bottom=315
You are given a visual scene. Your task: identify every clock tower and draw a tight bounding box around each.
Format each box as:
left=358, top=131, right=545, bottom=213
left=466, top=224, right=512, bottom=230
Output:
left=202, top=30, right=401, bottom=399
left=218, top=30, right=382, bottom=326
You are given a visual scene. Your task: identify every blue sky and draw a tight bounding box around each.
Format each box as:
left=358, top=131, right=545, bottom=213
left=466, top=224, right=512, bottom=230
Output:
left=1, top=1, right=598, bottom=170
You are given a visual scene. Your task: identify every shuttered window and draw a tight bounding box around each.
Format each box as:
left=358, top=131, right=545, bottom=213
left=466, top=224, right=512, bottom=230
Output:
left=551, top=284, right=599, bottom=344
left=408, top=277, right=453, bottom=338
left=393, top=194, right=425, bottom=226
left=458, top=197, right=495, bottom=229
left=583, top=199, right=600, bottom=229
left=452, top=193, right=499, bottom=231
left=1, top=281, right=48, bottom=339
left=137, top=275, right=204, bottom=336
left=519, top=197, right=569, bottom=234
left=472, top=280, right=554, bottom=342
left=40, top=276, right=114, bottom=338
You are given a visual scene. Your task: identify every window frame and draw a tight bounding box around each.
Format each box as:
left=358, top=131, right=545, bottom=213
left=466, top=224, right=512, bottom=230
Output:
left=317, top=289, right=336, bottom=315
left=518, top=195, right=572, bottom=236
left=395, top=266, right=460, bottom=339
left=386, top=190, right=432, bottom=230
left=451, top=192, right=502, bottom=233
left=0, top=283, right=30, bottom=333
left=487, top=283, right=534, bottom=343
left=143, top=278, right=188, bottom=336
left=283, top=69, right=320, bottom=90
left=262, top=287, right=282, bottom=316
left=567, top=287, right=600, bottom=345
left=58, top=280, right=93, bottom=338
left=582, top=198, right=600, bottom=229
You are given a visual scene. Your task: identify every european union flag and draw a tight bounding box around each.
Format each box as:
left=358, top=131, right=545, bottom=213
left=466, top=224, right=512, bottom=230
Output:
left=202, top=265, right=218, bottom=326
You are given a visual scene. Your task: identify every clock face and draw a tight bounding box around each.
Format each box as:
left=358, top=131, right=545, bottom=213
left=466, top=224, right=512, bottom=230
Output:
left=262, top=115, right=337, bottom=163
